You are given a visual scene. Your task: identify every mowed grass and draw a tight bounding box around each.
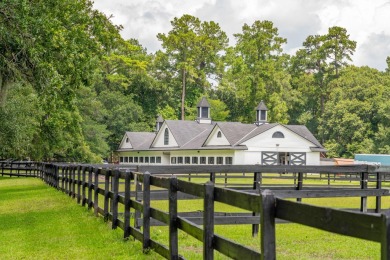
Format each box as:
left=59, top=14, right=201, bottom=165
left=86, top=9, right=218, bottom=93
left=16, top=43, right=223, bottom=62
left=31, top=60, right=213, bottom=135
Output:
left=0, top=177, right=159, bottom=260
left=1, top=175, right=388, bottom=259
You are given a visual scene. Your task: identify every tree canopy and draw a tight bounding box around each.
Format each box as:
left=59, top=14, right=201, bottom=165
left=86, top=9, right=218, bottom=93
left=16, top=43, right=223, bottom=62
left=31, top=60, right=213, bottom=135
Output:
left=1, top=3, right=388, bottom=161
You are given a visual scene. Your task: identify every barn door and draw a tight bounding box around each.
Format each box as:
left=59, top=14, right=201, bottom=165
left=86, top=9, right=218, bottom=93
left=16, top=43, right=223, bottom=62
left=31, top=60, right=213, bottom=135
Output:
left=262, top=152, right=278, bottom=165
left=290, top=152, right=306, bottom=165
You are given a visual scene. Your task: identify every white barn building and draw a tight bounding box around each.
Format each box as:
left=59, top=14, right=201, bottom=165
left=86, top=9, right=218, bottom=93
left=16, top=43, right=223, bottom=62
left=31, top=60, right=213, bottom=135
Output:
left=117, top=98, right=326, bottom=166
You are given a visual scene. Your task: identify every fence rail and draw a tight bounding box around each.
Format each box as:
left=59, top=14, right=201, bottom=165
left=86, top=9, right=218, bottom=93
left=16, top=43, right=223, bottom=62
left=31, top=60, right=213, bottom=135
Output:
left=1, top=162, right=389, bottom=259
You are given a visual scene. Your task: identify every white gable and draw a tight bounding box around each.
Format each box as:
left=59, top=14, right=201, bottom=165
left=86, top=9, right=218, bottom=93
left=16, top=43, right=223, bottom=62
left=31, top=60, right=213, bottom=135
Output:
left=204, top=126, right=230, bottom=146
left=241, top=125, right=315, bottom=152
left=119, top=133, right=133, bottom=149
left=151, top=122, right=179, bottom=148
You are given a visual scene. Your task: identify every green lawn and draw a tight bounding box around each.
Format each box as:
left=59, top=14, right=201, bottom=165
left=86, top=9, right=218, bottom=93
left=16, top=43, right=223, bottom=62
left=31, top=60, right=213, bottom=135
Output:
left=0, top=176, right=388, bottom=259
left=0, top=177, right=160, bottom=260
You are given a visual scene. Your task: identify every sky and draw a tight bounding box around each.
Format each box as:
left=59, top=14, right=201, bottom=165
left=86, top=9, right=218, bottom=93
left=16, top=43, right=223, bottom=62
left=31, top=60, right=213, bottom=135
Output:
left=93, top=0, right=390, bottom=71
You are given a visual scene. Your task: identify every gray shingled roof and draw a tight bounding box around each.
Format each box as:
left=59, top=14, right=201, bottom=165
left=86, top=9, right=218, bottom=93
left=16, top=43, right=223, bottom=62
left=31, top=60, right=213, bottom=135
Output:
left=156, top=114, right=164, bottom=122
left=120, top=120, right=324, bottom=151
left=256, top=100, right=268, bottom=110
left=215, top=122, right=257, bottom=146
left=235, top=123, right=278, bottom=144
left=124, top=132, right=156, bottom=150
left=197, top=97, right=211, bottom=107
left=165, top=120, right=215, bottom=147
left=284, top=125, right=324, bottom=148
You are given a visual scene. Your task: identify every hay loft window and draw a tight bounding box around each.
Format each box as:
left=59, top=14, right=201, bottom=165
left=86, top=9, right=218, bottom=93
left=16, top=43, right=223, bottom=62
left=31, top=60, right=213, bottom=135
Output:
left=217, top=131, right=222, bottom=138
left=126, top=137, right=129, bottom=143
left=272, top=131, right=285, bottom=138
left=164, top=128, right=169, bottom=145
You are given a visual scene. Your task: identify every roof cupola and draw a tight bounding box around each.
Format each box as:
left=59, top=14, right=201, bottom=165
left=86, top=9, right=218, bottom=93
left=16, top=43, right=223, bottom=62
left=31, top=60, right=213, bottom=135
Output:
left=196, top=97, right=211, bottom=124
left=156, top=114, right=164, bottom=131
left=255, top=100, right=268, bottom=125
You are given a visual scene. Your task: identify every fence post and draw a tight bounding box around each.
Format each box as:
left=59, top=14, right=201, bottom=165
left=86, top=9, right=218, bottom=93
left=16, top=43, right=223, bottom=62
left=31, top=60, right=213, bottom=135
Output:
left=65, top=166, right=69, bottom=194
left=296, top=172, right=303, bottom=202
left=88, top=167, right=93, bottom=209
left=360, top=172, right=368, bottom=212
left=94, top=168, right=100, bottom=217
left=104, top=170, right=110, bottom=221
left=209, top=172, right=215, bottom=183
left=81, top=166, right=87, bottom=206
left=260, top=189, right=276, bottom=260
left=376, top=172, right=382, bottom=213
left=134, top=174, right=142, bottom=229
left=203, top=181, right=214, bottom=260
left=71, top=166, right=76, bottom=198
left=381, top=210, right=390, bottom=260
left=54, top=165, right=59, bottom=189
left=169, top=176, right=179, bottom=259
left=142, top=172, right=151, bottom=252
left=124, top=171, right=132, bottom=239
left=252, top=172, right=261, bottom=237
left=112, top=170, right=120, bottom=229
left=77, top=166, right=81, bottom=203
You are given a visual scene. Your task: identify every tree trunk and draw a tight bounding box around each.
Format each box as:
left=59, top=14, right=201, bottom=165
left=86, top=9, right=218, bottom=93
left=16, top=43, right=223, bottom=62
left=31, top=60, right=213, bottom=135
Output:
left=181, top=69, right=186, bottom=120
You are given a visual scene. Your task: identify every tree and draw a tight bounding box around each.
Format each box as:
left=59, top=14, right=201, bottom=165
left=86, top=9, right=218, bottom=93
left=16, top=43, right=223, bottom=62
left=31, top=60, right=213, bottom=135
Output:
left=290, top=26, right=356, bottom=142
left=0, top=0, right=122, bottom=161
left=218, top=20, right=293, bottom=123
left=157, top=14, right=228, bottom=120
left=319, top=66, right=389, bottom=157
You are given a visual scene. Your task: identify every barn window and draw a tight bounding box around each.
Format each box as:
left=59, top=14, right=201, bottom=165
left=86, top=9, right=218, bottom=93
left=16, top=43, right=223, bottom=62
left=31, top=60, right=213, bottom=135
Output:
left=126, top=138, right=129, bottom=143
left=217, top=131, right=222, bottom=138
left=208, top=157, right=215, bottom=165
left=272, top=131, right=285, bottom=138
left=185, top=157, right=191, bottom=164
left=171, top=157, right=177, bottom=164
left=216, top=157, right=223, bottom=164
left=164, top=128, right=169, bottom=145
left=177, top=157, right=183, bottom=164
left=225, top=157, right=233, bottom=165
left=200, top=157, right=206, bottom=164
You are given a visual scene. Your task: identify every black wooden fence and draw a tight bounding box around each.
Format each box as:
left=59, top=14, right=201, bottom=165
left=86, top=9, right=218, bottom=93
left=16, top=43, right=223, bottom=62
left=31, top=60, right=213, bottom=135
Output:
left=1, top=162, right=389, bottom=259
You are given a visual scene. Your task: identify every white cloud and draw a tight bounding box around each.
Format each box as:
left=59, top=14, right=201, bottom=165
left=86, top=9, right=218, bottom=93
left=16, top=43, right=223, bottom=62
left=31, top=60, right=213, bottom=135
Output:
left=93, top=0, right=390, bottom=70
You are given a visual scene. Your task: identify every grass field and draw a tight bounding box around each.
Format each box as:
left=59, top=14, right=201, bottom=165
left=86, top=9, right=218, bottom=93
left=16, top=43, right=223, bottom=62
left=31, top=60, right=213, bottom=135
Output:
left=0, top=175, right=388, bottom=259
left=0, top=177, right=158, bottom=260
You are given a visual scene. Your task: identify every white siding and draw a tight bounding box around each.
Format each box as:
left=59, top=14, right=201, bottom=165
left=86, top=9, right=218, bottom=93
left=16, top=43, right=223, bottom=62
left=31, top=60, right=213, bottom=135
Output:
left=306, top=152, right=321, bottom=165
left=119, top=134, right=132, bottom=149
left=152, top=124, right=178, bottom=148
left=204, top=127, right=230, bottom=146
left=241, top=125, right=320, bottom=165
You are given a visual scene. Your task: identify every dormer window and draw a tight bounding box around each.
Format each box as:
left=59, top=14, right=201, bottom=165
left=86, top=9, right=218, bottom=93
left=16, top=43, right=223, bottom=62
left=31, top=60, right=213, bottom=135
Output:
left=164, top=128, right=169, bottom=145
left=217, top=131, right=222, bottom=138
left=272, top=131, right=285, bottom=138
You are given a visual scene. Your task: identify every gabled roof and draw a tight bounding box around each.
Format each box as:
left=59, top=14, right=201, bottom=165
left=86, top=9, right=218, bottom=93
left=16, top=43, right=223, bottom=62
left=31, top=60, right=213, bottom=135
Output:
left=197, top=97, right=210, bottom=107
left=237, top=123, right=279, bottom=144
left=119, top=119, right=325, bottom=152
left=165, top=120, right=214, bottom=147
left=156, top=115, right=164, bottom=122
left=256, top=100, right=268, bottom=110
left=283, top=125, right=324, bottom=148
left=118, top=132, right=155, bottom=150
left=238, top=123, right=325, bottom=149
left=215, top=122, right=257, bottom=146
